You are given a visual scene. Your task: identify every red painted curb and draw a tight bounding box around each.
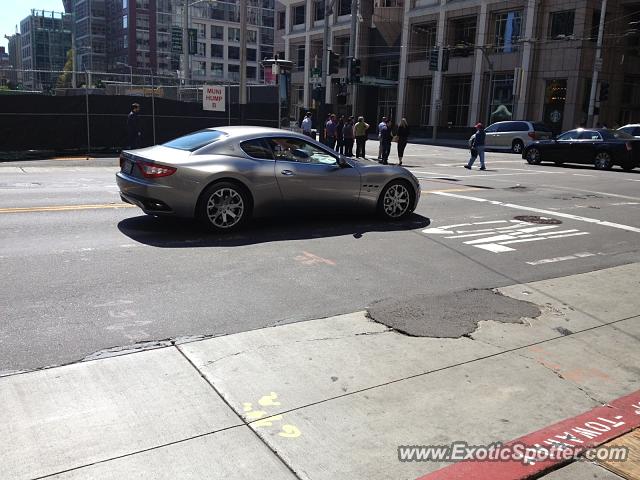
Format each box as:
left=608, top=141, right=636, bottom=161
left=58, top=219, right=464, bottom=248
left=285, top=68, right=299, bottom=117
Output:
left=416, top=390, right=640, bottom=480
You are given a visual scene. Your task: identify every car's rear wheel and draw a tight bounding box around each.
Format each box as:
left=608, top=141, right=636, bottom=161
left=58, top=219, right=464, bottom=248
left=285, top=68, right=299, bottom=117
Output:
left=378, top=180, right=414, bottom=220
left=512, top=139, right=524, bottom=154
left=198, top=181, right=250, bottom=232
left=594, top=152, right=613, bottom=170
left=622, top=161, right=636, bottom=172
left=526, top=148, right=541, bottom=165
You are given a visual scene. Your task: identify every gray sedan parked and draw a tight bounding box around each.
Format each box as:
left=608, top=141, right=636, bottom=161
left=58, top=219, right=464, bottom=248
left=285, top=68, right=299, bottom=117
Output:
left=116, top=126, right=421, bottom=231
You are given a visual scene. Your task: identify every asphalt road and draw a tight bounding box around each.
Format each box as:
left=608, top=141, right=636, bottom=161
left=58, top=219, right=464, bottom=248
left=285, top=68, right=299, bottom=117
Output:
left=1, top=143, right=639, bottom=372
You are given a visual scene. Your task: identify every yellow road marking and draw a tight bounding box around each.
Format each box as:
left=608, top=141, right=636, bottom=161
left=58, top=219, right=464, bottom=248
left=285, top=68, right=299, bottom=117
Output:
left=0, top=204, right=136, bottom=214
left=421, top=187, right=481, bottom=194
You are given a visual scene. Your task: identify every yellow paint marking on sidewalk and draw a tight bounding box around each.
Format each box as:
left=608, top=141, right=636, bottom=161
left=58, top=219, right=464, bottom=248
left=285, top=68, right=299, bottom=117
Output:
left=421, top=187, right=482, bottom=194
left=0, top=203, right=136, bottom=214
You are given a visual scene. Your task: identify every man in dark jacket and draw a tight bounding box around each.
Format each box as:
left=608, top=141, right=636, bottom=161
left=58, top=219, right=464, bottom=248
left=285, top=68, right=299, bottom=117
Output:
left=127, top=103, right=141, bottom=149
left=465, top=122, right=486, bottom=170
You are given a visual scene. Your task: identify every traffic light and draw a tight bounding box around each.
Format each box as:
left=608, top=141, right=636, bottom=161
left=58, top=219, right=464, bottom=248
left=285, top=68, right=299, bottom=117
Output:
left=329, top=50, right=340, bottom=75
left=348, top=58, right=361, bottom=83
left=599, top=81, right=609, bottom=102
left=429, top=47, right=439, bottom=71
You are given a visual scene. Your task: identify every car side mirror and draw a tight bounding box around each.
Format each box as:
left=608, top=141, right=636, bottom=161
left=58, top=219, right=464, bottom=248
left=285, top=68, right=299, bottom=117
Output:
left=337, top=156, right=348, bottom=168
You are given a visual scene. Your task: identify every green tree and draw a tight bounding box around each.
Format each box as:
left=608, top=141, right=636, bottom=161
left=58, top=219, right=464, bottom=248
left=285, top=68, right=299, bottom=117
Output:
left=56, top=49, right=74, bottom=88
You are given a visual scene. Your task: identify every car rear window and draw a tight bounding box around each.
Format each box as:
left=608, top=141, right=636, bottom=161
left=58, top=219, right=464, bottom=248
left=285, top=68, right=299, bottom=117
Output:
left=604, top=130, right=634, bottom=140
left=163, top=130, right=227, bottom=151
left=533, top=123, right=553, bottom=132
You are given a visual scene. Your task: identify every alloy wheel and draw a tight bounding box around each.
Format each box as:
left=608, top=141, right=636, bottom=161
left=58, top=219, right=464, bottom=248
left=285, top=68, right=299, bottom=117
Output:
left=382, top=183, right=411, bottom=218
left=206, top=187, right=245, bottom=229
left=594, top=152, right=612, bottom=170
left=526, top=148, right=541, bottom=165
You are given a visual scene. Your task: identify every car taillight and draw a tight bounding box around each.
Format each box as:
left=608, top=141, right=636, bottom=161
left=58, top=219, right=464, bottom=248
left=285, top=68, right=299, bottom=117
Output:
left=119, top=154, right=125, bottom=169
left=137, top=161, right=177, bottom=178
left=528, top=132, right=536, bottom=139
left=626, top=141, right=633, bottom=152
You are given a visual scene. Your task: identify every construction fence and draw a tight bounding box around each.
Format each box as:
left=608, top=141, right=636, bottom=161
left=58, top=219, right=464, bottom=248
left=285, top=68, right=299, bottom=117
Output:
left=0, top=69, right=283, bottom=157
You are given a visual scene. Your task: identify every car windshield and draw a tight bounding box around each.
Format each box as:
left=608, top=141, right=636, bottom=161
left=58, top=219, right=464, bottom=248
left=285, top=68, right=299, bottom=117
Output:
left=603, top=129, right=634, bottom=140
left=163, top=130, right=227, bottom=151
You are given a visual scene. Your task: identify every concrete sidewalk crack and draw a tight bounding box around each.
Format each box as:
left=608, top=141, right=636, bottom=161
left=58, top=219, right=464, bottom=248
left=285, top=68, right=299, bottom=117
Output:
left=515, top=352, right=605, bottom=406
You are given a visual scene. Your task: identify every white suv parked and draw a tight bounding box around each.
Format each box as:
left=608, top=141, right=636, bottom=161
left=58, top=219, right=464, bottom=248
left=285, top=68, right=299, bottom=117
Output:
left=484, top=121, right=554, bottom=153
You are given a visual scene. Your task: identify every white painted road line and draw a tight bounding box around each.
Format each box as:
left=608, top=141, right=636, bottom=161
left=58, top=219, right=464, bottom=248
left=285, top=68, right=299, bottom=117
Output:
left=526, top=252, right=596, bottom=266
left=572, top=173, right=595, bottom=177
left=432, top=191, right=640, bottom=234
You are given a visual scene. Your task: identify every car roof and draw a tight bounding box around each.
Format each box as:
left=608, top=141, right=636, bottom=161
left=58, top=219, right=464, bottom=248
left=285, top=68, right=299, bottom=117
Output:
left=619, top=124, right=640, bottom=128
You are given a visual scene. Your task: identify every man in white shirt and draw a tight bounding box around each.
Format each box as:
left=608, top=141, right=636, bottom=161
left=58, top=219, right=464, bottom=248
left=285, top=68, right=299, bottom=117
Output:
left=301, top=112, right=313, bottom=138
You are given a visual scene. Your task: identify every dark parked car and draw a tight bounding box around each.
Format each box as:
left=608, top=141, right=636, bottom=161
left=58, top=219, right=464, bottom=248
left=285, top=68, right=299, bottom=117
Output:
left=522, top=128, right=640, bottom=171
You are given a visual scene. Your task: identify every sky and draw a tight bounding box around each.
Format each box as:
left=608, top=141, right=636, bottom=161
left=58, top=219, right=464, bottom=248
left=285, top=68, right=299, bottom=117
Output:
left=1, top=1, right=65, bottom=50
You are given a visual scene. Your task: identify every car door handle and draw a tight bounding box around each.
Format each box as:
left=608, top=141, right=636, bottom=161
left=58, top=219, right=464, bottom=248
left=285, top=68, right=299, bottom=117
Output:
left=281, top=170, right=294, bottom=176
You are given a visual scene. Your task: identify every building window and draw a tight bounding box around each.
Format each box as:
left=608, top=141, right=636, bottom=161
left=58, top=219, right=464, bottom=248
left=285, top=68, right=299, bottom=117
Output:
left=446, top=76, right=471, bottom=126
left=248, top=30, right=257, bottom=44
left=543, top=79, right=567, bottom=133
left=195, top=23, right=206, bottom=38
left=590, top=9, right=600, bottom=42
left=211, top=62, right=224, bottom=77
left=489, top=73, right=515, bottom=123
left=247, top=48, right=257, bottom=61
left=211, top=25, right=223, bottom=40
left=277, top=11, right=286, bottom=30
left=228, top=27, right=240, bottom=42
left=211, top=44, right=224, bottom=58
left=379, top=62, right=399, bottom=81
left=314, top=1, right=324, bottom=21
left=247, top=65, right=257, bottom=79
left=229, top=64, right=240, bottom=73
left=228, top=46, right=240, bottom=59
left=296, top=44, right=305, bottom=70
left=293, top=5, right=305, bottom=26
left=549, top=10, right=575, bottom=39
left=338, top=0, right=350, bottom=16
left=450, top=17, right=476, bottom=57
left=410, top=22, right=436, bottom=62
left=334, top=36, right=349, bottom=67
left=494, top=11, right=522, bottom=53
left=197, top=41, right=206, bottom=56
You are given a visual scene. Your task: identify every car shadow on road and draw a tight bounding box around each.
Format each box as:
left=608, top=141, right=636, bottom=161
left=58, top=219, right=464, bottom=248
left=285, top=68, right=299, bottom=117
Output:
left=117, top=213, right=431, bottom=248
left=542, top=162, right=640, bottom=173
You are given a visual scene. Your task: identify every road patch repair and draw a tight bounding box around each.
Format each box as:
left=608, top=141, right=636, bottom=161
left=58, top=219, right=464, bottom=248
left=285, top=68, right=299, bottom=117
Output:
left=0, top=264, right=639, bottom=479
left=366, top=289, right=541, bottom=337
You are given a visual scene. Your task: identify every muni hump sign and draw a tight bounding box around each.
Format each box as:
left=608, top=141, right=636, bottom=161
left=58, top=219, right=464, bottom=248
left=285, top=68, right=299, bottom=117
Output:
left=203, top=85, right=226, bottom=112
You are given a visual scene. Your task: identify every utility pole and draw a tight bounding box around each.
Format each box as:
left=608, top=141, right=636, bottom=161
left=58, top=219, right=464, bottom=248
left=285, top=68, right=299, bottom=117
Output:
left=322, top=0, right=336, bottom=105
left=239, top=0, right=247, bottom=116
left=348, top=0, right=358, bottom=117
left=587, top=0, right=608, bottom=127
left=182, top=1, right=190, bottom=84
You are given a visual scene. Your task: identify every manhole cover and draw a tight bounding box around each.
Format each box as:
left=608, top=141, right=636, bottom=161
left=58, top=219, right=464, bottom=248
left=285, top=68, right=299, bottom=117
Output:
left=514, top=215, right=562, bottom=225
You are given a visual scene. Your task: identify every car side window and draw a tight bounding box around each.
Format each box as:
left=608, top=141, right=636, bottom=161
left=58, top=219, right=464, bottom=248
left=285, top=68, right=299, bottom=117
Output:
left=557, top=130, right=579, bottom=141
left=515, top=122, right=529, bottom=131
left=497, top=122, right=514, bottom=133
left=578, top=131, right=602, bottom=141
left=634, top=127, right=640, bottom=136
left=267, top=137, right=337, bottom=165
left=484, top=124, right=499, bottom=133
left=240, top=138, right=275, bottom=160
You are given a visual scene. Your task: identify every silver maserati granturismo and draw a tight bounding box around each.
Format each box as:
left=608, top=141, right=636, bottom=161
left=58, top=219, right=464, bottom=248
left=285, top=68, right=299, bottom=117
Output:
left=116, top=126, right=421, bottom=231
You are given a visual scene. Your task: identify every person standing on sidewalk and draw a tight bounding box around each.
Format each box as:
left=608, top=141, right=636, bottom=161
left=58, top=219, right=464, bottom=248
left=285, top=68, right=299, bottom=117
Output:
left=127, top=103, right=142, bottom=149
left=465, top=123, right=486, bottom=170
left=301, top=112, right=313, bottom=138
left=325, top=114, right=337, bottom=149
left=377, top=116, right=388, bottom=160
left=396, top=118, right=410, bottom=166
left=380, top=119, right=392, bottom=164
left=336, top=115, right=345, bottom=154
left=354, top=116, right=369, bottom=158
left=343, top=116, right=355, bottom=157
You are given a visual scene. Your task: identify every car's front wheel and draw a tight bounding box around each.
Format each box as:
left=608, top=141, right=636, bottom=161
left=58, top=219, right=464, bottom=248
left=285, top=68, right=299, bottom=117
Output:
left=526, top=148, right=542, bottom=165
left=378, top=180, right=414, bottom=220
left=198, top=181, right=250, bottom=232
left=594, top=151, right=613, bottom=170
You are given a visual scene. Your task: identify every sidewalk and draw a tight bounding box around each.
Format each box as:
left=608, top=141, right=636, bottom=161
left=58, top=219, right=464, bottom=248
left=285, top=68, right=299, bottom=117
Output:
left=2, top=264, right=640, bottom=479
